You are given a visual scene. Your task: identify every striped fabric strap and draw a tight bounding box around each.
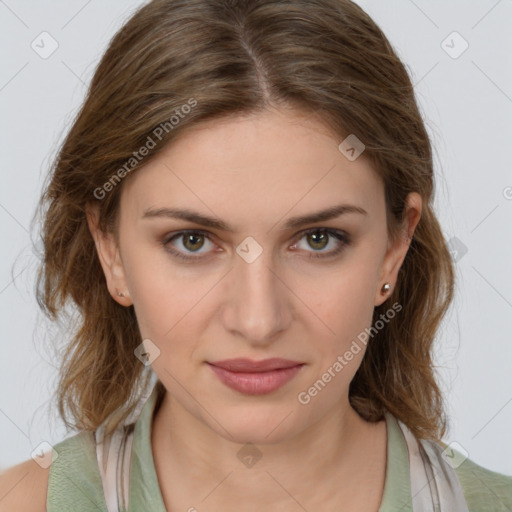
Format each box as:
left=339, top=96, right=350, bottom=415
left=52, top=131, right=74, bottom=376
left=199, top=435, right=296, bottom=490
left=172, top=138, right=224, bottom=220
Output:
left=95, top=372, right=157, bottom=512
left=94, top=423, right=133, bottom=512
left=397, top=418, right=470, bottom=512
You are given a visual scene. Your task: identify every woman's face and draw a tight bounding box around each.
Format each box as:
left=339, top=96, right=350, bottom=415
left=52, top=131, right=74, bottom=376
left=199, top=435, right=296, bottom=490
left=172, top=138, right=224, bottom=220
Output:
left=90, top=106, right=420, bottom=444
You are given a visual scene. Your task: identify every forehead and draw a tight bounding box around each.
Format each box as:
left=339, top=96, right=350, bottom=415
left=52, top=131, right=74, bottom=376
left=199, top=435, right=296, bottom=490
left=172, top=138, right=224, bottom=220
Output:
left=120, top=107, right=384, bottom=228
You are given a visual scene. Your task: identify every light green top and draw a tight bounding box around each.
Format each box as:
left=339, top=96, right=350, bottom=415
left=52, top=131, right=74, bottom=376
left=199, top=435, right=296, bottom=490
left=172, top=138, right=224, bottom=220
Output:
left=47, top=385, right=512, bottom=511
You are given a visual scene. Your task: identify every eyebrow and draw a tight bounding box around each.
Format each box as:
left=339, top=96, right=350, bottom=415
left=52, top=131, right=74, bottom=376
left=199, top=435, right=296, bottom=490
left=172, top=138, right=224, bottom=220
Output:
left=141, top=204, right=367, bottom=231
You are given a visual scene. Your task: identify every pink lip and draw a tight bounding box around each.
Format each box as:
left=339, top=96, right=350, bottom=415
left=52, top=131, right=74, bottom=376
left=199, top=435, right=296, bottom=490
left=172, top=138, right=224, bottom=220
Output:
left=207, top=358, right=304, bottom=395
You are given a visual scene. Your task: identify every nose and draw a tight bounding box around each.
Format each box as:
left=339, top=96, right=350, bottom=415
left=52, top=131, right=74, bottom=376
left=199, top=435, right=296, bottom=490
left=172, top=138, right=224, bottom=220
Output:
left=221, top=247, right=292, bottom=346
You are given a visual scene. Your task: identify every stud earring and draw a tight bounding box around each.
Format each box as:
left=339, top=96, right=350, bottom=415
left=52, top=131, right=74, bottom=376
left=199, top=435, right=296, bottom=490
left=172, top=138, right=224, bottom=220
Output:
left=381, top=283, right=391, bottom=294
left=116, top=290, right=125, bottom=297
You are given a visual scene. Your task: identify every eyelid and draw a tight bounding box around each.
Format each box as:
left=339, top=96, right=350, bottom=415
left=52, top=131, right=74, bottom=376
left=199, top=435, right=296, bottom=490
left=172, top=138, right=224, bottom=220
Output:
left=289, top=227, right=350, bottom=258
left=162, top=227, right=351, bottom=261
left=162, top=229, right=217, bottom=260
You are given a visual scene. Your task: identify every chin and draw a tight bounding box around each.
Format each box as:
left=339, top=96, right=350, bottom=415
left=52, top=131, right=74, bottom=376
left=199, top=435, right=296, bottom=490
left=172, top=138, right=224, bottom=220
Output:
left=207, top=404, right=300, bottom=446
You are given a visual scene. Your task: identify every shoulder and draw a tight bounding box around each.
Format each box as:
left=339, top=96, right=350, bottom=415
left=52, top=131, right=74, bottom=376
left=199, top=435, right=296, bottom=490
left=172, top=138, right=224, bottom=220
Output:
left=45, top=430, right=108, bottom=511
left=453, top=452, right=512, bottom=511
left=0, top=458, right=50, bottom=512
left=1, top=430, right=108, bottom=512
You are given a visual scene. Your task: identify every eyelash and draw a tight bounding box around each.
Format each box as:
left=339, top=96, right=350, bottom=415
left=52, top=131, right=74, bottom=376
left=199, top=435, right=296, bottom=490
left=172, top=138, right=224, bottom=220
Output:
left=161, top=228, right=351, bottom=262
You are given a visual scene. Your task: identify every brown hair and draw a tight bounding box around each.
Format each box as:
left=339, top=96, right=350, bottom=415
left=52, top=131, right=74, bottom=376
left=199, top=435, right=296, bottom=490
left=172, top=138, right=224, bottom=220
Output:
left=36, top=0, right=454, bottom=442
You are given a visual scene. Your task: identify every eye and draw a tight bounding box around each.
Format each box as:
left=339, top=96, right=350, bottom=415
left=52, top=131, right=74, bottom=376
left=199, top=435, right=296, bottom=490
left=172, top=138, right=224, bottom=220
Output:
left=161, top=228, right=351, bottom=262
left=162, top=230, right=216, bottom=261
left=290, top=228, right=351, bottom=259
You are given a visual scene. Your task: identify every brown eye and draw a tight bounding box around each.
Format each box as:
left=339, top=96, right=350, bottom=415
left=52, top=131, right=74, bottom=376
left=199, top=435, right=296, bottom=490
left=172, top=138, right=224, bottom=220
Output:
left=162, top=230, right=216, bottom=261
left=291, top=228, right=351, bottom=259
left=306, top=231, right=329, bottom=251
left=182, top=233, right=206, bottom=252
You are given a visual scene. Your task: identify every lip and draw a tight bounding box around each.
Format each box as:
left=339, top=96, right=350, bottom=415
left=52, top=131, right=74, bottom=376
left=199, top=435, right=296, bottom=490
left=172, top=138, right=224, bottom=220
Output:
left=209, top=358, right=303, bottom=372
left=207, top=358, right=304, bottom=395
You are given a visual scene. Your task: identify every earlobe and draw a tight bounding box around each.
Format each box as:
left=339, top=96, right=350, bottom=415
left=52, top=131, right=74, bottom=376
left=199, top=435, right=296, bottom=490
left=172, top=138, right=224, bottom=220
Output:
left=85, top=204, right=132, bottom=306
left=374, top=192, right=422, bottom=307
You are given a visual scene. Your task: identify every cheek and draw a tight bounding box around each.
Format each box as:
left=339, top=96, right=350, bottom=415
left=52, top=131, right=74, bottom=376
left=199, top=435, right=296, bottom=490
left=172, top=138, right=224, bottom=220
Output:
left=121, top=242, right=181, bottom=337
left=313, top=259, right=381, bottom=327
left=304, top=248, right=384, bottom=363
left=124, top=255, right=204, bottom=381
left=122, top=243, right=217, bottom=347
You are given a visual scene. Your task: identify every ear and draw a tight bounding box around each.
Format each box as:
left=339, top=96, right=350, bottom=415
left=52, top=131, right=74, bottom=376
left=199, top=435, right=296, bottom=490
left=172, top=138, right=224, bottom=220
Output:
left=374, top=192, right=422, bottom=307
left=85, top=203, right=132, bottom=307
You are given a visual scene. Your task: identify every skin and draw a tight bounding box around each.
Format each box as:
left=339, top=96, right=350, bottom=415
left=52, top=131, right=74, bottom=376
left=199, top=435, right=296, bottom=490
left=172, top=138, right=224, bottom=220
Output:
left=87, top=106, right=421, bottom=511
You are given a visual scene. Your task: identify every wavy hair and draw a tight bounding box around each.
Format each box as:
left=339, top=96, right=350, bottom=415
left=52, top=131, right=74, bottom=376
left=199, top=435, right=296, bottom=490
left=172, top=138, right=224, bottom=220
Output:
left=35, top=0, right=454, bottom=441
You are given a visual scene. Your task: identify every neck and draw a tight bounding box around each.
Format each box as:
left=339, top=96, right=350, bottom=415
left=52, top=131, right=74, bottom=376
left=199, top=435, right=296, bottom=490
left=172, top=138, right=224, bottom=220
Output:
left=150, top=391, right=387, bottom=510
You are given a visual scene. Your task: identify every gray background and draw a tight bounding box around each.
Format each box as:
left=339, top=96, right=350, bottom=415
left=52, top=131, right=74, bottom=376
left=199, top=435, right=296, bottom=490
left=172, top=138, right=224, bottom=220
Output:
left=1, top=0, right=511, bottom=474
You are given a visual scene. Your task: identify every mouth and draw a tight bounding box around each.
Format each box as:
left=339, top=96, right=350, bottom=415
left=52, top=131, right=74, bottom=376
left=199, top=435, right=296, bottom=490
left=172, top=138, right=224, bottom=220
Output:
left=207, top=358, right=305, bottom=395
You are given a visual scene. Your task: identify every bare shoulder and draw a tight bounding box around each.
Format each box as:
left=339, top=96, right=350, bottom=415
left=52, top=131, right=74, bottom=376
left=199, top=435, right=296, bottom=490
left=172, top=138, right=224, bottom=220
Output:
left=0, top=458, right=50, bottom=512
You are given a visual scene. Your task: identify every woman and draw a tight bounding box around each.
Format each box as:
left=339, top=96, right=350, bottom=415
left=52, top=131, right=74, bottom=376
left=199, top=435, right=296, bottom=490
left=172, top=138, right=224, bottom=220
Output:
left=1, top=0, right=510, bottom=511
